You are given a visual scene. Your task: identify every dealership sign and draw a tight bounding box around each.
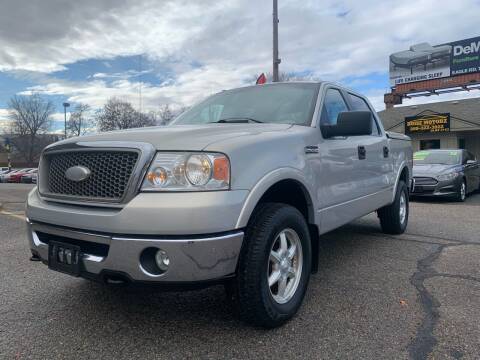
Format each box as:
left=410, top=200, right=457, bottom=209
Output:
left=405, top=113, right=450, bottom=134
left=389, top=36, right=480, bottom=86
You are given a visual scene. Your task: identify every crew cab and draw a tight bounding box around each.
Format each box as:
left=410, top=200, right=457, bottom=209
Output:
left=26, top=82, right=412, bottom=327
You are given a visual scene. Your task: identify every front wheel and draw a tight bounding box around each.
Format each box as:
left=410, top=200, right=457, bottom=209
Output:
left=378, top=180, right=409, bottom=234
left=455, top=180, right=466, bottom=202
left=235, top=203, right=312, bottom=328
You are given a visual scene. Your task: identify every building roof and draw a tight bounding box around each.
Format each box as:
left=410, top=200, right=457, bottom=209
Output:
left=378, top=96, right=480, bottom=132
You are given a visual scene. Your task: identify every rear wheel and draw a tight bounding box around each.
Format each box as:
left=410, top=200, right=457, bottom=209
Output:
left=235, top=203, right=311, bottom=328
left=455, top=180, right=466, bottom=202
left=378, top=180, right=409, bottom=234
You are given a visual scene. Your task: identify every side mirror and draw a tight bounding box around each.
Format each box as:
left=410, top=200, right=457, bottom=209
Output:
left=321, top=111, right=372, bottom=138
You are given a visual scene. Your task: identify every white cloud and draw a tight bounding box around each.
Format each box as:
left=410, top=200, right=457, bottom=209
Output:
left=2, top=0, right=480, bottom=111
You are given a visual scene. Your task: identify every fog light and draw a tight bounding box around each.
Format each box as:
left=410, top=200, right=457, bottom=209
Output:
left=155, top=249, right=170, bottom=271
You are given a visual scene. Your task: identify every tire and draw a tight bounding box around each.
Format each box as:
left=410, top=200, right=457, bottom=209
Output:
left=235, top=203, right=312, bottom=328
left=378, top=180, right=409, bottom=235
left=455, top=179, right=466, bottom=202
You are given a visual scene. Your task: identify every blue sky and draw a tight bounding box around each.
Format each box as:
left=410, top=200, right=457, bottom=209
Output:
left=1, top=0, right=480, bottom=133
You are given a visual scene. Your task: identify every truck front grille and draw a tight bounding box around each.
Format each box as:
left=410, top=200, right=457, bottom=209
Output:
left=44, top=150, right=139, bottom=202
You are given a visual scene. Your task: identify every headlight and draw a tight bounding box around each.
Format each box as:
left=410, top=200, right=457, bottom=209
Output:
left=141, top=152, right=230, bottom=191
left=437, top=172, right=458, bottom=181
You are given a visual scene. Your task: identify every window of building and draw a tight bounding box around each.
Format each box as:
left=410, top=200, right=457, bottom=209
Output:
left=420, top=139, right=440, bottom=150
left=458, top=138, right=466, bottom=149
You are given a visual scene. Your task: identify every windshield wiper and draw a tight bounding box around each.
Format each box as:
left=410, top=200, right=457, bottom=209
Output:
left=212, top=117, right=264, bottom=124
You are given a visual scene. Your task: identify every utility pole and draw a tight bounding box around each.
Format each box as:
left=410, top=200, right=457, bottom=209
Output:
left=63, top=102, right=70, bottom=139
left=272, top=0, right=281, bottom=82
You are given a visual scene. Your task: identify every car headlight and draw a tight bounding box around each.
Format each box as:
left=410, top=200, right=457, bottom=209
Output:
left=437, top=172, right=458, bottom=181
left=141, top=152, right=230, bottom=191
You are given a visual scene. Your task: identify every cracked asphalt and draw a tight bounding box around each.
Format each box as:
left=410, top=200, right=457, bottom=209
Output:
left=1, top=184, right=479, bottom=359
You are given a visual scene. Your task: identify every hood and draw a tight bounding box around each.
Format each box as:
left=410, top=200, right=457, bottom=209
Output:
left=413, top=163, right=462, bottom=177
left=51, top=123, right=292, bottom=151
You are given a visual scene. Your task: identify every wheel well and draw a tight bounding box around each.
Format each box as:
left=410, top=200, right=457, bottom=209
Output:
left=256, top=179, right=319, bottom=273
left=257, top=179, right=313, bottom=222
left=399, top=166, right=409, bottom=185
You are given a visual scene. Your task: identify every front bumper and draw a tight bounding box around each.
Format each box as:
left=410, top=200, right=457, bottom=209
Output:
left=27, top=219, right=244, bottom=283
left=411, top=177, right=461, bottom=197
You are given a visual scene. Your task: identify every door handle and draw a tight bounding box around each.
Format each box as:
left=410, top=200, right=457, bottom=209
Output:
left=383, top=146, right=389, bottom=158
left=358, top=146, right=366, bottom=160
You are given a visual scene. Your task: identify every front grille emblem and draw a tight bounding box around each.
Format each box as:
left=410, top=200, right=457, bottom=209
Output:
left=65, top=165, right=91, bottom=182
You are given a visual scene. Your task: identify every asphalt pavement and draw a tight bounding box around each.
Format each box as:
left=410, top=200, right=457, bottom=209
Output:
left=0, top=184, right=479, bottom=359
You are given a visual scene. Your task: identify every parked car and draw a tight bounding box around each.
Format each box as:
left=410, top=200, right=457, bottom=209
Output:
left=411, top=149, right=480, bottom=201
left=7, top=168, right=35, bottom=183
left=0, top=167, right=10, bottom=173
left=0, top=169, right=22, bottom=183
left=21, top=169, right=38, bottom=184
left=26, top=82, right=412, bottom=327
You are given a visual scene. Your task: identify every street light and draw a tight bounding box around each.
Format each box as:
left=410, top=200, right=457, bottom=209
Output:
left=63, top=102, right=70, bottom=138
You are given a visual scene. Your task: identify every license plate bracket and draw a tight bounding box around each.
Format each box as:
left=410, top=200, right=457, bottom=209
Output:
left=48, top=241, right=81, bottom=276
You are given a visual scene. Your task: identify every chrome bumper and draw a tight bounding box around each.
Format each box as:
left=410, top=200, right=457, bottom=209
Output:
left=27, top=219, right=244, bottom=283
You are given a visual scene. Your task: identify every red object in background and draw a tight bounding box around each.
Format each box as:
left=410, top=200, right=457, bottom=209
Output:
left=8, top=169, right=34, bottom=183
left=256, top=73, right=267, bottom=85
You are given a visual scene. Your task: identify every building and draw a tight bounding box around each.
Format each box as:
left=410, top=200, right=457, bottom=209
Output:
left=378, top=97, right=480, bottom=159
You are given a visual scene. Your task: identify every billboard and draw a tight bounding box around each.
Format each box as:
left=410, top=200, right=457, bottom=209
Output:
left=405, top=113, right=450, bottom=134
left=389, top=36, right=480, bottom=86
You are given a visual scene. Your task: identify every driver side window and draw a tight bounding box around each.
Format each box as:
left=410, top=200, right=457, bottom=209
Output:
left=320, top=89, right=349, bottom=126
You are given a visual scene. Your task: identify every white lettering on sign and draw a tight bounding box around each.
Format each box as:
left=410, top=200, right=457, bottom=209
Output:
left=454, top=41, right=480, bottom=56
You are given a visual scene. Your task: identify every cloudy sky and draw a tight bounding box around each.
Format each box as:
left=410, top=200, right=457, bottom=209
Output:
left=1, top=0, right=480, bottom=131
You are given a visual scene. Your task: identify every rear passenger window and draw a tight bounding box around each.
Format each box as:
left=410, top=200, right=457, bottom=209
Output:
left=348, top=93, right=380, bottom=135
left=320, top=89, right=349, bottom=126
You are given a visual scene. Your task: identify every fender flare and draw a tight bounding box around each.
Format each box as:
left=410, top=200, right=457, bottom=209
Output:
left=391, top=161, right=410, bottom=203
left=235, top=167, right=316, bottom=228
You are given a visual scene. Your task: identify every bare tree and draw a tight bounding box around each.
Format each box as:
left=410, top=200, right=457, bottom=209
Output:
left=96, top=98, right=155, bottom=132
left=158, top=104, right=174, bottom=125
left=7, top=94, right=54, bottom=164
left=67, top=103, right=94, bottom=137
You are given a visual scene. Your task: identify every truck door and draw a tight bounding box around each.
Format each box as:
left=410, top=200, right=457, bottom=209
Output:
left=345, top=92, right=392, bottom=196
left=315, top=87, right=392, bottom=233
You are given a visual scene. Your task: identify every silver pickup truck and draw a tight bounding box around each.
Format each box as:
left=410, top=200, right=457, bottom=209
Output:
left=26, top=82, right=412, bottom=327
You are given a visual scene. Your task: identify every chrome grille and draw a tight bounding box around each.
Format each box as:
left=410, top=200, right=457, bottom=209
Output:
left=413, top=177, right=438, bottom=186
left=44, top=150, right=139, bottom=201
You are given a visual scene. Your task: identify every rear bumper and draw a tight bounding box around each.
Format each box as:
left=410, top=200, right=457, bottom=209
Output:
left=27, top=219, right=244, bottom=283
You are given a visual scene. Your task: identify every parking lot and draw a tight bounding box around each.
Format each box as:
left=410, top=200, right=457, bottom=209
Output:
left=1, top=184, right=479, bottom=359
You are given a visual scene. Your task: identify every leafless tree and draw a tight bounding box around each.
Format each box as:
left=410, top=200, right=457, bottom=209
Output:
left=158, top=104, right=174, bottom=125
left=96, top=98, right=155, bottom=132
left=67, top=103, right=94, bottom=137
left=7, top=94, right=54, bottom=164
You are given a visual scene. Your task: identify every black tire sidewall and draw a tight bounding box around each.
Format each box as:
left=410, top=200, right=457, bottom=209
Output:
left=398, top=182, right=409, bottom=231
left=259, top=211, right=311, bottom=317
left=238, top=203, right=312, bottom=326
left=457, top=180, right=466, bottom=202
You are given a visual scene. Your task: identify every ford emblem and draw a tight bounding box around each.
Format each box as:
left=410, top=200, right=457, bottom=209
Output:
left=65, top=165, right=91, bottom=182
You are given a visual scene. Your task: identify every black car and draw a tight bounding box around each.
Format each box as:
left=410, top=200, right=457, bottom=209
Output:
left=412, top=149, right=480, bottom=201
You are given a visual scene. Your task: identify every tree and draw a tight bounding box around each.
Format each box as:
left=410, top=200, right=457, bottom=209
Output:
left=67, top=103, right=94, bottom=137
left=7, top=94, right=54, bottom=164
left=158, top=104, right=174, bottom=125
left=96, top=98, right=155, bottom=132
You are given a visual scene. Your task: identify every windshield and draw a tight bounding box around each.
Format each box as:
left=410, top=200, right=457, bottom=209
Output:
left=413, top=150, right=461, bottom=165
left=172, top=83, right=319, bottom=126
